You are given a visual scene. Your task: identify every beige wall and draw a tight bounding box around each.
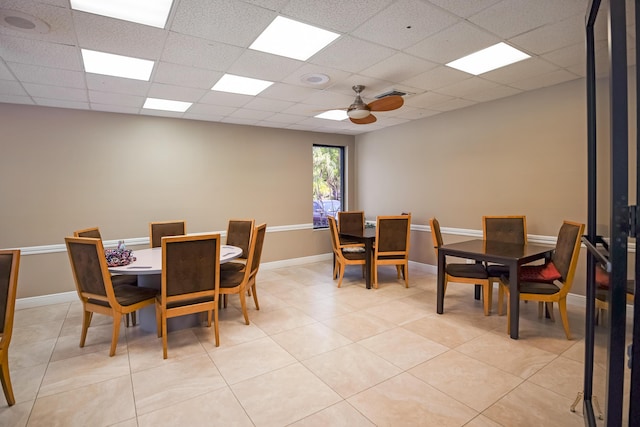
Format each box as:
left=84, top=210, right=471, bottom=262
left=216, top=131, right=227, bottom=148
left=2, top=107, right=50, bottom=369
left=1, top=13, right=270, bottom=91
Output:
left=0, top=104, right=354, bottom=298
left=355, top=78, right=592, bottom=294
left=2, top=75, right=626, bottom=300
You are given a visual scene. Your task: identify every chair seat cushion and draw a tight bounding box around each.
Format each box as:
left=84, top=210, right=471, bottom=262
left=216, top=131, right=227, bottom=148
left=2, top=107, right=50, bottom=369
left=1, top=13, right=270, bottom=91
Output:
left=221, top=261, right=245, bottom=272
left=519, top=262, right=561, bottom=283
left=166, top=295, right=215, bottom=309
left=446, top=263, right=488, bottom=279
left=519, top=281, right=561, bottom=295
left=342, top=251, right=366, bottom=261
left=486, top=264, right=509, bottom=277
left=342, top=246, right=365, bottom=253
left=220, top=270, right=244, bottom=288
left=111, top=274, right=138, bottom=287
left=114, top=285, right=158, bottom=306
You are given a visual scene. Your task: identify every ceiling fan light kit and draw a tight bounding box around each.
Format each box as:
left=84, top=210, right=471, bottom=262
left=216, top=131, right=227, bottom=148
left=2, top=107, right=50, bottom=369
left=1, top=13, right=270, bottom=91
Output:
left=343, top=85, right=404, bottom=124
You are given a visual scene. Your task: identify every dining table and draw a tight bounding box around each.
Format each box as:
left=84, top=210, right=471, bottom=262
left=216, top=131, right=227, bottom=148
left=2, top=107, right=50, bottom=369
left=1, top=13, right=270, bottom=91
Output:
left=337, top=227, right=376, bottom=289
left=109, top=244, right=242, bottom=332
left=436, top=239, right=555, bottom=339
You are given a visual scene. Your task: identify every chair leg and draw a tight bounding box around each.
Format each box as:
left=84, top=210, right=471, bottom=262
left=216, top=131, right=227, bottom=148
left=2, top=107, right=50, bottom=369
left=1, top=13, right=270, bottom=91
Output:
left=403, top=264, right=409, bottom=288
left=558, top=298, right=571, bottom=340
left=251, top=284, right=260, bottom=310
left=155, top=304, right=162, bottom=338
left=239, top=289, right=249, bottom=325
left=0, top=351, right=15, bottom=406
left=337, top=263, right=345, bottom=288
left=547, top=302, right=555, bottom=321
left=396, top=265, right=402, bottom=279
left=497, top=284, right=505, bottom=316
left=109, top=315, right=121, bottom=357
left=162, top=315, right=168, bottom=359
left=80, top=310, right=92, bottom=348
left=213, top=306, right=220, bottom=347
left=373, top=264, right=378, bottom=289
left=482, top=283, right=491, bottom=316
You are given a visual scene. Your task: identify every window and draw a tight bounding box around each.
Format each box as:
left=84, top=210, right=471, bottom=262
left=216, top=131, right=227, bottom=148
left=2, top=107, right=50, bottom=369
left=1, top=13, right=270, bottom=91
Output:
left=313, top=145, right=344, bottom=229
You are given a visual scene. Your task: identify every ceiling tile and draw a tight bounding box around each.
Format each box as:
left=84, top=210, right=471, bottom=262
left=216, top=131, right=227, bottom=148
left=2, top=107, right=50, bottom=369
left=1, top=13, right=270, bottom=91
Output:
left=0, top=0, right=75, bottom=45
left=242, top=97, right=295, bottom=112
left=153, top=62, right=221, bottom=89
left=309, top=36, right=396, bottom=73
left=359, top=52, right=438, bottom=82
left=352, top=0, right=459, bottom=50
left=401, top=65, right=471, bottom=91
left=435, top=77, right=500, bottom=98
left=23, top=82, right=87, bottom=101
left=86, top=74, right=150, bottom=96
left=509, top=14, right=584, bottom=56
left=509, top=69, right=581, bottom=91
left=34, top=98, right=88, bottom=109
left=0, top=94, right=33, bottom=104
left=281, top=0, right=393, bottom=33
left=0, top=79, right=27, bottom=96
left=427, top=0, right=502, bottom=18
left=147, top=83, right=207, bottom=102
left=404, top=91, right=453, bottom=109
left=228, top=49, right=303, bottom=81
left=170, top=0, right=275, bottom=47
left=468, top=0, right=586, bottom=39
left=406, top=21, right=501, bottom=64
left=88, top=90, right=144, bottom=107
left=0, top=35, right=81, bottom=70
left=73, top=11, right=167, bottom=59
left=481, top=57, right=559, bottom=85
left=0, top=61, right=15, bottom=80
left=161, top=33, right=244, bottom=71
left=8, top=62, right=85, bottom=88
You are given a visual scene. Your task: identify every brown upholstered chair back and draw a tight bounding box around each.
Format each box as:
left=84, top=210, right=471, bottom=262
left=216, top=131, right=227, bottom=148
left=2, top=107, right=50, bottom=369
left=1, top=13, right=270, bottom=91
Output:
left=65, top=237, right=119, bottom=305
left=328, top=217, right=341, bottom=255
left=376, top=215, right=411, bottom=254
left=429, top=217, right=443, bottom=255
left=338, top=211, right=364, bottom=235
left=247, top=223, right=267, bottom=278
left=226, top=219, right=255, bottom=259
left=162, top=234, right=219, bottom=298
left=0, top=250, right=20, bottom=337
left=483, top=216, right=527, bottom=244
left=552, top=221, right=584, bottom=282
left=74, top=227, right=102, bottom=239
left=150, top=220, right=186, bottom=248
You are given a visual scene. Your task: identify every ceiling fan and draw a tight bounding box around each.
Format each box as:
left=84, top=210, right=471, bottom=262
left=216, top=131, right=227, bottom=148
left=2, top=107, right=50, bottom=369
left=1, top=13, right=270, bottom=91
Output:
left=344, top=85, right=404, bottom=124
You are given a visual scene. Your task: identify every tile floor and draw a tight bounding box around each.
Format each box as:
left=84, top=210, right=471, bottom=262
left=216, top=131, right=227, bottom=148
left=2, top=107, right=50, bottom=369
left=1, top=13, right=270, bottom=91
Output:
left=0, top=261, right=627, bottom=426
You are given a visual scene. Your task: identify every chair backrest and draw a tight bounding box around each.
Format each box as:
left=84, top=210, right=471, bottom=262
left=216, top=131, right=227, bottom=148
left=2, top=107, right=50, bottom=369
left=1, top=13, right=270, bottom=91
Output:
left=551, top=220, right=585, bottom=291
left=338, top=211, right=364, bottom=235
left=482, top=215, right=527, bottom=244
left=150, top=220, right=186, bottom=248
left=65, top=236, right=118, bottom=307
left=429, top=217, right=443, bottom=257
left=161, top=234, right=220, bottom=302
left=375, top=214, right=411, bottom=256
left=225, top=219, right=255, bottom=259
left=328, top=216, right=342, bottom=257
left=74, top=227, right=102, bottom=239
left=245, top=223, right=267, bottom=283
left=0, top=250, right=20, bottom=344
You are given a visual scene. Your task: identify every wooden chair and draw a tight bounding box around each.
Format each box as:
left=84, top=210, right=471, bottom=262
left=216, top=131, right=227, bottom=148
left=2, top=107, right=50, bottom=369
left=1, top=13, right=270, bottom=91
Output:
left=65, top=236, right=158, bottom=356
left=149, top=220, right=186, bottom=248
left=219, top=223, right=267, bottom=323
left=483, top=215, right=527, bottom=278
left=156, top=234, right=221, bottom=358
left=498, top=220, right=585, bottom=339
left=220, top=219, right=255, bottom=273
left=74, top=227, right=138, bottom=326
left=594, top=267, right=635, bottom=325
left=430, top=218, right=492, bottom=315
left=328, top=216, right=366, bottom=287
left=0, top=250, right=20, bottom=406
left=373, top=214, right=411, bottom=288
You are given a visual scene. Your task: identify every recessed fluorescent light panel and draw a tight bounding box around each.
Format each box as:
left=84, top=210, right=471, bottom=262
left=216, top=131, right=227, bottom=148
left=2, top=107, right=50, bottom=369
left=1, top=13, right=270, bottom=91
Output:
left=81, top=49, right=154, bottom=81
left=70, top=0, right=173, bottom=28
left=446, top=42, right=530, bottom=75
left=211, top=74, right=274, bottom=96
left=250, top=16, right=340, bottom=61
left=143, top=98, right=192, bottom=112
left=316, top=110, right=348, bottom=121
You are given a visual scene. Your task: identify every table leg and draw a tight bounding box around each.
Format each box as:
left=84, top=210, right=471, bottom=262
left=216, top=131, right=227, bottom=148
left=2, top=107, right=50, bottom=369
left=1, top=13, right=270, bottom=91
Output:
left=364, top=239, right=373, bottom=289
left=509, top=262, right=520, bottom=339
left=437, top=251, right=445, bottom=314
left=474, top=284, right=481, bottom=300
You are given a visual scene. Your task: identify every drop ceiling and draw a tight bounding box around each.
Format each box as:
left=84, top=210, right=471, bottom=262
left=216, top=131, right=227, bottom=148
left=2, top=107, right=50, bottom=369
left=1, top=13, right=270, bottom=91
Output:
left=0, top=0, right=611, bottom=135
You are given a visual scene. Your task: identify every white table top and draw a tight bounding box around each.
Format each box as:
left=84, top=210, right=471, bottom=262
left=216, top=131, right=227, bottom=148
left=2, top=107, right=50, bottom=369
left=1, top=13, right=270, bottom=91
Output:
left=108, top=245, right=242, bottom=275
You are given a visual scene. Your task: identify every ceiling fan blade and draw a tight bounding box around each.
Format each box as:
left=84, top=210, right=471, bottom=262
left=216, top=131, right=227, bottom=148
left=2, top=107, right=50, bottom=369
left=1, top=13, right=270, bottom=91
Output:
left=350, top=114, right=377, bottom=124
left=367, top=95, right=404, bottom=112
